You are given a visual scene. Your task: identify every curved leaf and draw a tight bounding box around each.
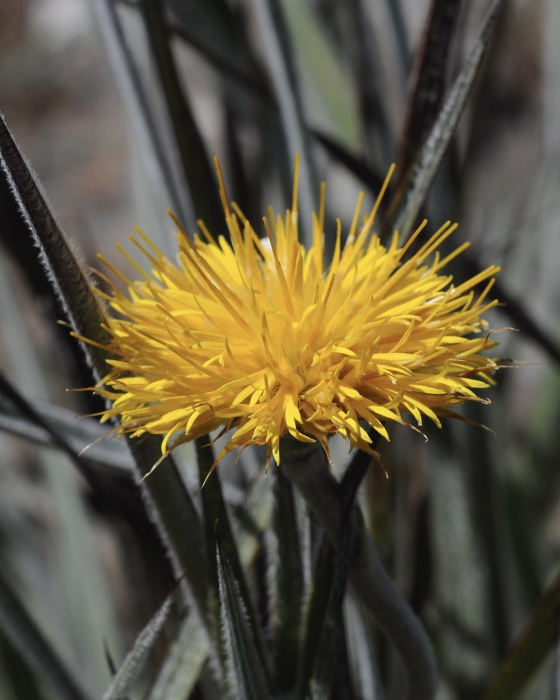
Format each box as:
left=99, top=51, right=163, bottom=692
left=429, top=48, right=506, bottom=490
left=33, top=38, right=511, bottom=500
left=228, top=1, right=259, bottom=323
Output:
left=0, top=566, right=93, bottom=700
left=269, top=467, right=304, bottom=693
left=216, top=531, right=272, bottom=700
left=147, top=615, right=210, bottom=700
left=103, top=581, right=180, bottom=700
left=383, top=0, right=503, bottom=244
left=0, top=112, right=110, bottom=378
left=483, top=572, right=560, bottom=700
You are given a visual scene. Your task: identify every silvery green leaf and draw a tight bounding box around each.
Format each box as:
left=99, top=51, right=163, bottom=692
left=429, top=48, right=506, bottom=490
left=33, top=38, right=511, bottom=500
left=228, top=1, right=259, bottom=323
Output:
left=146, top=615, right=210, bottom=700
left=234, top=472, right=272, bottom=570
left=397, top=0, right=462, bottom=177
left=0, top=112, right=110, bottom=379
left=216, top=533, right=272, bottom=700
left=196, top=439, right=270, bottom=680
left=269, top=467, right=304, bottom=693
left=102, top=582, right=179, bottom=700
left=0, top=567, right=93, bottom=700
left=307, top=450, right=367, bottom=700
left=246, top=0, right=317, bottom=244
left=482, top=571, right=560, bottom=700
left=384, top=0, right=503, bottom=244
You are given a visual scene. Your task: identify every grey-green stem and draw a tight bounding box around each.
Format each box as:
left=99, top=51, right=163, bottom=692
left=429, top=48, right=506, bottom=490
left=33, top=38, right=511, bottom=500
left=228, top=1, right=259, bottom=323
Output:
left=279, top=437, right=438, bottom=700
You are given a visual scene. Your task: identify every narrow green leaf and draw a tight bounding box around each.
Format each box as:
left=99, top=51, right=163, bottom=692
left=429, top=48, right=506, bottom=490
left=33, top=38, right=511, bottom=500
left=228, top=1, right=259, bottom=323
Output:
left=313, top=131, right=384, bottom=192
left=0, top=368, right=104, bottom=488
left=0, top=112, right=110, bottom=379
left=270, top=467, right=304, bottom=693
left=348, top=0, right=393, bottom=166
left=90, top=0, right=193, bottom=231
left=102, top=580, right=180, bottom=700
left=382, top=0, right=410, bottom=73
left=166, top=0, right=262, bottom=91
left=280, top=0, right=361, bottom=150
left=147, top=615, right=210, bottom=700
left=280, top=438, right=437, bottom=700
left=0, top=109, right=209, bottom=626
left=216, top=531, right=272, bottom=700
left=383, top=0, right=503, bottom=244
left=345, top=593, right=382, bottom=700
left=196, top=438, right=270, bottom=682
left=301, top=532, right=334, bottom=693
left=0, top=396, right=133, bottom=474
left=232, top=471, right=272, bottom=570
left=397, top=0, right=463, bottom=179
left=0, top=566, right=93, bottom=700
left=246, top=0, right=317, bottom=243
left=483, top=571, right=560, bottom=700
left=138, top=0, right=225, bottom=237
left=308, top=450, right=367, bottom=700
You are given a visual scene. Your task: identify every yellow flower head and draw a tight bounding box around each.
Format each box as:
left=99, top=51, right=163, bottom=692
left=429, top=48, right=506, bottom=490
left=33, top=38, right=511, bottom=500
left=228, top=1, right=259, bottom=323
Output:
left=91, top=159, right=500, bottom=468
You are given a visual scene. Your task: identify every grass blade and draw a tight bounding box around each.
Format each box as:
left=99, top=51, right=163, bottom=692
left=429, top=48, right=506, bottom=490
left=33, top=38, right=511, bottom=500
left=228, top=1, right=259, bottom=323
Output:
left=483, top=571, right=560, bottom=700
left=0, top=566, right=93, bottom=700
left=166, top=0, right=263, bottom=92
left=196, top=438, right=270, bottom=682
left=269, top=467, right=304, bottom=693
left=0, top=112, right=110, bottom=378
left=281, top=439, right=437, bottom=700
left=146, top=615, right=210, bottom=700
left=0, top=109, right=209, bottom=624
left=0, top=369, right=107, bottom=487
left=216, top=529, right=272, bottom=700
left=89, top=0, right=192, bottom=231
left=138, top=0, right=225, bottom=237
left=246, top=0, right=316, bottom=243
left=102, top=580, right=180, bottom=700
left=383, top=0, right=503, bottom=244
left=397, top=0, right=463, bottom=179
left=0, top=397, right=133, bottom=474
left=308, top=452, right=369, bottom=700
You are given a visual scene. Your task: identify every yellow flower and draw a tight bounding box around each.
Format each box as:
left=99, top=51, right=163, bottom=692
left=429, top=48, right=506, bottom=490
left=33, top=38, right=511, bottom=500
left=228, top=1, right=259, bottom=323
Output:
left=87, top=159, right=500, bottom=468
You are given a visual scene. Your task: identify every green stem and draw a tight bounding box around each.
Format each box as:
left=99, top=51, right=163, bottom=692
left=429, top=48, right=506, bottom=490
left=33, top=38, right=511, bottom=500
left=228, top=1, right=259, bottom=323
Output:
left=280, top=438, right=438, bottom=700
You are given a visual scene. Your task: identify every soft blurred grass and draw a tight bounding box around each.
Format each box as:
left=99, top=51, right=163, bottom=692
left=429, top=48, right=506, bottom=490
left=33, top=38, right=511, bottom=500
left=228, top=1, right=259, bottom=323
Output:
left=0, top=0, right=559, bottom=698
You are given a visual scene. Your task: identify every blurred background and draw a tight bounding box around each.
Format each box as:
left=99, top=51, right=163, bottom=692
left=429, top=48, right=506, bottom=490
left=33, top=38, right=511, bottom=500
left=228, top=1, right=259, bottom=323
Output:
left=0, top=0, right=558, bottom=698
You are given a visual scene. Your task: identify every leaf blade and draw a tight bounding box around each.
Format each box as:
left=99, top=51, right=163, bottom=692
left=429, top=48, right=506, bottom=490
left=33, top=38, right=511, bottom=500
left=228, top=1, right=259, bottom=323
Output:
left=383, top=0, right=503, bottom=244
left=0, top=566, right=93, bottom=700
left=102, top=580, right=180, bottom=700
left=216, top=532, right=272, bottom=700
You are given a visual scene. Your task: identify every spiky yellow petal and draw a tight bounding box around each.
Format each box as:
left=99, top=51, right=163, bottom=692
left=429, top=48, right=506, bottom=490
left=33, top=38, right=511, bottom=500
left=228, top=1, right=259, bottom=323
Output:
left=90, top=162, right=500, bottom=467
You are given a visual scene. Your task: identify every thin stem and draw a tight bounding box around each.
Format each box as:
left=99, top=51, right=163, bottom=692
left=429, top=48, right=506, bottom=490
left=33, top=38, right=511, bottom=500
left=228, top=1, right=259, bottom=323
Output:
left=280, top=438, right=438, bottom=700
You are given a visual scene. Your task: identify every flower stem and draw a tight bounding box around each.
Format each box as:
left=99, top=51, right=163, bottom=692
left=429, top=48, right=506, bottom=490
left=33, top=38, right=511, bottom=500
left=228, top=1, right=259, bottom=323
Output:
left=280, top=438, right=438, bottom=700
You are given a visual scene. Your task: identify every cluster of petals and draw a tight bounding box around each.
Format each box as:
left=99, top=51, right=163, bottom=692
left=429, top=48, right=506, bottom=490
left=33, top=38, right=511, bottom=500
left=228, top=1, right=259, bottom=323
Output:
left=87, top=161, right=500, bottom=467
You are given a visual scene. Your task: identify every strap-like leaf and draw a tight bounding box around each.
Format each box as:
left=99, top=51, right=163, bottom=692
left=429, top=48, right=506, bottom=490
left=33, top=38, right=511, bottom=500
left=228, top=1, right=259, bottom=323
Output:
left=383, top=0, right=503, bottom=244
left=146, top=614, right=210, bottom=700
left=196, top=438, right=270, bottom=681
left=482, top=571, right=560, bottom=700
left=0, top=112, right=110, bottom=378
left=0, top=108, right=209, bottom=623
left=397, top=0, right=463, bottom=179
left=280, top=438, right=437, bottom=700
left=246, top=0, right=317, bottom=242
left=0, top=566, right=93, bottom=700
left=138, top=0, right=225, bottom=238
left=102, top=580, right=180, bottom=700
left=307, top=449, right=370, bottom=700
left=89, top=0, right=192, bottom=230
left=216, top=531, right=272, bottom=700
left=269, top=467, right=304, bottom=693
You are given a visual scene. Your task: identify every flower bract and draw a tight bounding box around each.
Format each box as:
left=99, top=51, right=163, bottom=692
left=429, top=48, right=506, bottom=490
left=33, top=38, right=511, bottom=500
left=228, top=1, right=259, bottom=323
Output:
left=86, top=160, right=500, bottom=468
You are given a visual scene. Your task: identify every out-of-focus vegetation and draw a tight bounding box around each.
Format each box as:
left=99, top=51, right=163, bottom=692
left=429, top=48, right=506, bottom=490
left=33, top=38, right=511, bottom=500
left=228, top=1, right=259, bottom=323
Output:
left=0, top=0, right=559, bottom=699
